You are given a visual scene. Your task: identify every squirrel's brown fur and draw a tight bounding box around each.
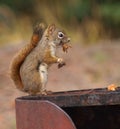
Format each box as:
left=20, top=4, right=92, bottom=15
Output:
left=10, top=23, right=70, bottom=95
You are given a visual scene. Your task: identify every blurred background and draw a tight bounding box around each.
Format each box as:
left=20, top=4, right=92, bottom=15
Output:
left=0, top=0, right=120, bottom=129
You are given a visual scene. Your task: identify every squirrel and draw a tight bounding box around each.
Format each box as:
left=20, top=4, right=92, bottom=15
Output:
left=10, top=23, right=71, bottom=95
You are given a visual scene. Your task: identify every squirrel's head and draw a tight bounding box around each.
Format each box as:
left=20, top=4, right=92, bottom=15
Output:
left=46, top=24, right=70, bottom=46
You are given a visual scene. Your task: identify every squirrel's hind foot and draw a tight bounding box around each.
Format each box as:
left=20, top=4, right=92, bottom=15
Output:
left=36, top=90, right=53, bottom=96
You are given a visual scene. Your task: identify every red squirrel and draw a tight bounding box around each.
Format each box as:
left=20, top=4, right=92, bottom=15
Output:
left=10, top=23, right=71, bottom=95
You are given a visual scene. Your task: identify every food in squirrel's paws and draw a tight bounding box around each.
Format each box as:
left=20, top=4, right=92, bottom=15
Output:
left=58, top=62, right=66, bottom=68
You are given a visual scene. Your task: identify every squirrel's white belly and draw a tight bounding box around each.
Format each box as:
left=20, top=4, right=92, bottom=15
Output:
left=50, top=42, right=56, bottom=56
left=39, top=63, right=48, bottom=90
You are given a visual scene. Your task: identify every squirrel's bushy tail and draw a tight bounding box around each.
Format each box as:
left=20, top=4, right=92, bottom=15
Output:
left=10, top=23, right=46, bottom=90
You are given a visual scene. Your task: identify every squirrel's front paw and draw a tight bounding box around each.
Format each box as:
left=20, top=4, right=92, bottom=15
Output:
left=57, top=58, right=66, bottom=68
left=57, top=58, right=64, bottom=63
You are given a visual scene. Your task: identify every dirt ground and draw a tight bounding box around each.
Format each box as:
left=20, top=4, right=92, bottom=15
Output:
left=0, top=40, right=120, bottom=129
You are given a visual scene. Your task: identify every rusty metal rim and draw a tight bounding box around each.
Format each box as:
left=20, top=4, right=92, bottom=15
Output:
left=16, top=87, right=120, bottom=107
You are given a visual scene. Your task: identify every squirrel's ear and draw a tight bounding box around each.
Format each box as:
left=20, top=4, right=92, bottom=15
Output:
left=47, top=24, right=56, bottom=34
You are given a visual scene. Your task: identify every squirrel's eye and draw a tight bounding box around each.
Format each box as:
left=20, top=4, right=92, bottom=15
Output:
left=58, top=32, right=64, bottom=39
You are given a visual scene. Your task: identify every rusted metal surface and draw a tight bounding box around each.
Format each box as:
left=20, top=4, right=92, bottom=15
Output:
left=19, top=87, right=120, bottom=107
left=16, top=87, right=120, bottom=129
left=16, top=100, right=76, bottom=129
